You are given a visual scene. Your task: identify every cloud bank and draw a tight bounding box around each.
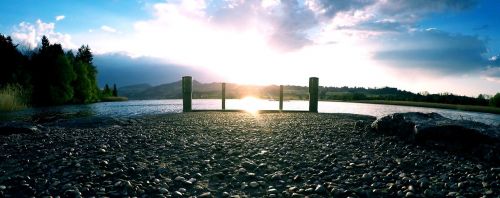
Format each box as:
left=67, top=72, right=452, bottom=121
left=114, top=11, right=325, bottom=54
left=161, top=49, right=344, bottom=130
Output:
left=7, top=0, right=499, bottom=95
left=11, top=19, right=75, bottom=49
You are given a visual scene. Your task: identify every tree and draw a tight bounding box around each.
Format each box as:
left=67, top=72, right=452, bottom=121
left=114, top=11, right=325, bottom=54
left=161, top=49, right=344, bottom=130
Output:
left=490, top=93, right=500, bottom=107
left=31, top=37, right=75, bottom=105
left=76, top=45, right=99, bottom=102
left=0, top=34, right=30, bottom=87
left=112, top=84, right=118, bottom=96
left=103, top=84, right=112, bottom=96
left=72, top=61, right=92, bottom=103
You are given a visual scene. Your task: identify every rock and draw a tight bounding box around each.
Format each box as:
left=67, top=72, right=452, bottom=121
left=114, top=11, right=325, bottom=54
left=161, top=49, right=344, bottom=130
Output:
left=174, top=191, right=182, bottom=196
left=187, top=178, right=197, bottom=184
left=314, top=185, right=326, bottom=193
left=268, top=188, right=278, bottom=194
left=159, top=187, right=169, bottom=194
left=405, top=191, right=415, bottom=197
left=371, top=112, right=500, bottom=160
left=175, top=176, right=186, bottom=182
left=199, top=192, right=211, bottom=197
left=249, top=181, right=259, bottom=188
left=242, top=160, right=257, bottom=170
left=372, top=112, right=499, bottom=143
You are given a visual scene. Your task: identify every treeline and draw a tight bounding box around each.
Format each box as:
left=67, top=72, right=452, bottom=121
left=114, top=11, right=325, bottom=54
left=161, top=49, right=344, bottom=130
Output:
left=319, top=86, right=500, bottom=107
left=0, top=34, right=109, bottom=107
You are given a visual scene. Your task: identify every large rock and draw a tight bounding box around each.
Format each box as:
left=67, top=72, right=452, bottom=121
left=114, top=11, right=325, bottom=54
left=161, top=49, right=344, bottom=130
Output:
left=371, top=112, right=500, bottom=161
left=371, top=112, right=499, bottom=143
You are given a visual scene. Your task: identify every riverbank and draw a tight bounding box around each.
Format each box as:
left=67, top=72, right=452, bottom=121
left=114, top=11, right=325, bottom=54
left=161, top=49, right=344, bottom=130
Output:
left=100, top=96, right=129, bottom=102
left=352, top=100, right=500, bottom=114
left=0, top=112, right=498, bottom=197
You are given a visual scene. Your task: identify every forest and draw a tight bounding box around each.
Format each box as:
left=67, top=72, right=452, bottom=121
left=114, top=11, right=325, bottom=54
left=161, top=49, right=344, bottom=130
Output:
left=0, top=34, right=118, bottom=111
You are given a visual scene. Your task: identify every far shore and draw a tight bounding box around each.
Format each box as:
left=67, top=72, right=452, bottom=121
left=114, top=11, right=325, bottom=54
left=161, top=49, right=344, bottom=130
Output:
left=349, top=100, right=500, bottom=115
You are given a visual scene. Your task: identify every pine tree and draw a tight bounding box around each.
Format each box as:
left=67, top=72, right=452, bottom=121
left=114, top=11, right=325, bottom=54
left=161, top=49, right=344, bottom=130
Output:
left=31, top=37, right=75, bottom=105
left=112, top=84, right=118, bottom=96
left=76, top=45, right=99, bottom=102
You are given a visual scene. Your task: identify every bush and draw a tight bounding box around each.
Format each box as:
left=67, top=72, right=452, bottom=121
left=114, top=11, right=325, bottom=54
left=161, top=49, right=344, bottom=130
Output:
left=490, top=93, right=500, bottom=107
left=0, top=84, right=29, bottom=111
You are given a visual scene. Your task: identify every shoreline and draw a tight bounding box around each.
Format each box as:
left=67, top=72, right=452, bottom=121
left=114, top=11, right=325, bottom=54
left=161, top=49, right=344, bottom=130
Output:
left=0, top=112, right=498, bottom=197
left=348, top=100, right=500, bottom=115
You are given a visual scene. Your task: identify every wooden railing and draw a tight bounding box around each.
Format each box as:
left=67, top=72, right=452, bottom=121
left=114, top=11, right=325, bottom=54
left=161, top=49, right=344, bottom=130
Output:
left=182, top=76, right=319, bottom=113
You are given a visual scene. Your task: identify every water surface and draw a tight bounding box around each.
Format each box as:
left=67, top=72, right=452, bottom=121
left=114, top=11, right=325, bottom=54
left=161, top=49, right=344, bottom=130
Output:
left=1, top=99, right=499, bottom=125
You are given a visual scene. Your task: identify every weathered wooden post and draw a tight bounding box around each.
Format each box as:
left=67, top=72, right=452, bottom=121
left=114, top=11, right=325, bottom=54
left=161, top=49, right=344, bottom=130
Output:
left=222, top=83, right=226, bottom=110
left=279, top=85, right=283, bottom=111
left=182, top=76, right=192, bottom=112
left=309, top=77, right=319, bottom=112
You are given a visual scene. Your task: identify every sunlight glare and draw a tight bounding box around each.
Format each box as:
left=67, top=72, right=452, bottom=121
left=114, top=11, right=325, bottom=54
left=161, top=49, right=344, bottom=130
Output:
left=241, top=96, right=261, bottom=114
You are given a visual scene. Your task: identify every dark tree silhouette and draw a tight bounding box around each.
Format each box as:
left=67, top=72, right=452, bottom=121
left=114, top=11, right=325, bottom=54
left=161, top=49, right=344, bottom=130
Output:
left=0, top=34, right=29, bottom=88
left=112, top=84, right=118, bottom=96
left=491, top=93, right=500, bottom=107
left=30, top=38, right=76, bottom=105
left=76, top=45, right=99, bottom=102
left=103, top=84, right=112, bottom=96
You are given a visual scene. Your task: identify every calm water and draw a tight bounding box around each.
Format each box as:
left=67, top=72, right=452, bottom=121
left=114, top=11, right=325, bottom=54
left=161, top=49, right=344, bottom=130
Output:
left=1, top=99, right=499, bottom=125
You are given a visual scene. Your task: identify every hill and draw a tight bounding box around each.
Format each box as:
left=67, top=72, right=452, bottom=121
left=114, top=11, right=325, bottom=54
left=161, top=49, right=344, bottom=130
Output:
left=118, top=81, right=491, bottom=107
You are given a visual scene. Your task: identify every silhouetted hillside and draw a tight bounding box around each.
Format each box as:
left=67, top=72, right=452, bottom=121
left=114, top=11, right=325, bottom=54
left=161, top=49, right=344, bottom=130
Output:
left=119, top=81, right=492, bottom=107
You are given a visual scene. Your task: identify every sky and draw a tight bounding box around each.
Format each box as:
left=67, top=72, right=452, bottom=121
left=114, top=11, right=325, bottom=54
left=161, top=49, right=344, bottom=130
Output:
left=0, top=0, right=499, bottom=96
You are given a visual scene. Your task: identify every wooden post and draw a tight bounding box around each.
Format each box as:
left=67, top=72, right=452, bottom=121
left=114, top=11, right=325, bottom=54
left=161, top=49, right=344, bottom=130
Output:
left=182, top=76, right=192, bottom=112
left=309, top=77, right=318, bottom=113
left=279, top=85, right=283, bottom=111
left=222, top=83, right=226, bottom=110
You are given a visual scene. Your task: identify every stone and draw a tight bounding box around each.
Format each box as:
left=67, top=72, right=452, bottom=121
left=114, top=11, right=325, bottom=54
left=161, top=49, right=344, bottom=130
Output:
left=405, top=191, right=415, bottom=197
left=371, top=112, right=499, bottom=143
left=175, top=176, right=186, bottom=182
left=199, top=192, right=211, bottom=197
left=158, top=188, right=170, bottom=195
left=249, top=181, right=259, bottom=188
left=371, top=112, right=500, bottom=161
left=314, top=185, right=326, bottom=193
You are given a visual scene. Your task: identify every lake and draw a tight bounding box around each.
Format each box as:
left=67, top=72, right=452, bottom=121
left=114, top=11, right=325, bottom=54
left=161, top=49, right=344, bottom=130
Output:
left=1, top=99, right=499, bottom=125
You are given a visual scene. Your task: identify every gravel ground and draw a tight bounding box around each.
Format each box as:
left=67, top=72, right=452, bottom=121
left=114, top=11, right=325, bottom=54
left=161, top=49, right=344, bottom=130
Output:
left=0, top=112, right=499, bottom=197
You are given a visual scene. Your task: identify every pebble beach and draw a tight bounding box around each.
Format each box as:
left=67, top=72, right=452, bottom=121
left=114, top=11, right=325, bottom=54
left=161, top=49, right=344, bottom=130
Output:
left=0, top=112, right=499, bottom=197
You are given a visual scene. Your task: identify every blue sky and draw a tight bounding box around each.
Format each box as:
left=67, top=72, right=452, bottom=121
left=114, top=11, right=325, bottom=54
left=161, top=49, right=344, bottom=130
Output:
left=0, top=0, right=499, bottom=96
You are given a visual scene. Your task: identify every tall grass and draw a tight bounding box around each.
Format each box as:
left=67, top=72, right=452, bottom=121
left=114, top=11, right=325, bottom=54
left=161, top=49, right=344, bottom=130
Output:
left=0, top=84, right=29, bottom=112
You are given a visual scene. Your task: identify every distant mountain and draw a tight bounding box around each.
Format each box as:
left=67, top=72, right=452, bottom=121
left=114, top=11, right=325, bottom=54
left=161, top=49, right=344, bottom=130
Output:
left=118, top=81, right=297, bottom=100
left=118, top=81, right=490, bottom=106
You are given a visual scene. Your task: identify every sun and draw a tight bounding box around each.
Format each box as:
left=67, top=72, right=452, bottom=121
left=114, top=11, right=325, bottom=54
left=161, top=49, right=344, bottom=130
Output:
left=241, top=96, right=260, bottom=114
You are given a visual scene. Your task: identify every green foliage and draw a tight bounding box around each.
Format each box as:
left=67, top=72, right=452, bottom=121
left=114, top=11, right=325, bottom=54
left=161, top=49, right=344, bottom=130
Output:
left=102, top=84, right=112, bottom=97
left=0, top=34, right=101, bottom=107
left=112, top=84, right=118, bottom=97
left=490, top=93, right=500, bottom=107
left=76, top=45, right=100, bottom=102
left=0, top=34, right=30, bottom=87
left=31, top=40, right=76, bottom=105
left=72, top=61, right=93, bottom=103
left=0, top=84, right=29, bottom=111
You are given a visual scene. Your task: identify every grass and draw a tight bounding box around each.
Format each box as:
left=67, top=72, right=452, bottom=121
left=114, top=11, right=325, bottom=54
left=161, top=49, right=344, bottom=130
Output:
left=0, top=84, right=29, bottom=112
left=100, top=96, right=128, bottom=102
left=353, top=100, right=500, bottom=114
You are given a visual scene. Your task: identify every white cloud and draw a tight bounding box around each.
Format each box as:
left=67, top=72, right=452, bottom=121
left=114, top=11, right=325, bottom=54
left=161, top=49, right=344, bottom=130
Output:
left=55, top=15, right=65, bottom=21
left=101, top=25, right=117, bottom=33
left=71, top=0, right=496, bottom=95
left=11, top=19, right=75, bottom=49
